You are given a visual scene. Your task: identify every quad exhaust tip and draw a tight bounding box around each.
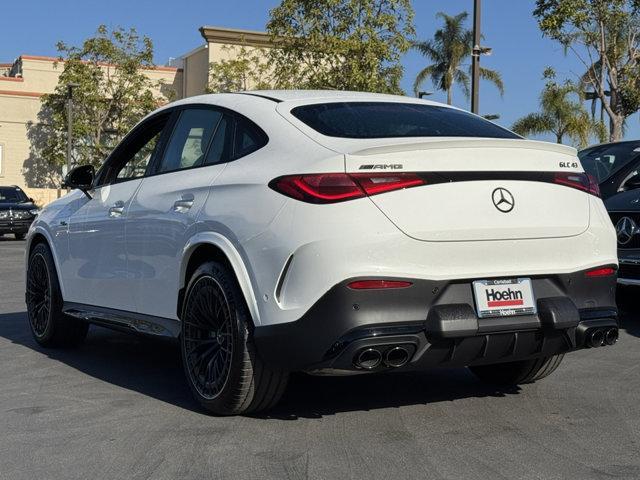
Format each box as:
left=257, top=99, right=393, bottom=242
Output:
left=354, top=346, right=411, bottom=370
left=384, top=346, right=410, bottom=368
left=604, top=328, right=618, bottom=346
left=587, top=329, right=605, bottom=348
left=355, top=348, right=382, bottom=370
left=586, top=328, right=618, bottom=348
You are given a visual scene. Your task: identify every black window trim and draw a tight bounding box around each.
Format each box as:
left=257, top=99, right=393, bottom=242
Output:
left=94, top=103, right=269, bottom=188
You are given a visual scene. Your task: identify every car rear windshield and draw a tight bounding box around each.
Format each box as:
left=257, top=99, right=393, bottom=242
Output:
left=0, top=187, right=28, bottom=203
left=579, top=143, right=640, bottom=183
left=290, top=102, right=520, bottom=139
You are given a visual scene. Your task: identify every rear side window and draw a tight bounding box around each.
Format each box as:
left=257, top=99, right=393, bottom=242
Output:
left=157, top=109, right=223, bottom=173
left=291, top=102, right=520, bottom=139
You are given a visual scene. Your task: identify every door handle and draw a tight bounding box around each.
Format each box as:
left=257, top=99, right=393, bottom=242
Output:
left=173, top=194, right=194, bottom=213
left=108, top=201, right=125, bottom=218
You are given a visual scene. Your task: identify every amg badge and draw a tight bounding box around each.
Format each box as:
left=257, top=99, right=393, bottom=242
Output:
left=358, top=164, right=403, bottom=170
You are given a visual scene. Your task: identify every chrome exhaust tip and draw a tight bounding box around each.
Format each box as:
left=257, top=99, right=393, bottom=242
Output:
left=354, top=348, right=382, bottom=370
left=587, top=329, right=604, bottom=348
left=604, top=328, right=619, bottom=346
left=384, top=346, right=410, bottom=368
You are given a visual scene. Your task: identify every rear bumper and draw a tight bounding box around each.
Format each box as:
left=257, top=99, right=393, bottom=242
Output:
left=254, top=270, right=618, bottom=373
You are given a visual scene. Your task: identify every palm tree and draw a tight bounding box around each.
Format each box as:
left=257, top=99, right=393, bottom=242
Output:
left=512, top=70, right=606, bottom=148
left=412, top=12, right=504, bottom=105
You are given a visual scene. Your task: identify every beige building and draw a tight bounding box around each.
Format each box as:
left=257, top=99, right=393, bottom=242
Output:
left=0, top=26, right=272, bottom=205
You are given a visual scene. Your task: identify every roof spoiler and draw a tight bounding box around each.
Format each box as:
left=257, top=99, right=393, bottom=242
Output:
left=350, top=138, right=577, bottom=157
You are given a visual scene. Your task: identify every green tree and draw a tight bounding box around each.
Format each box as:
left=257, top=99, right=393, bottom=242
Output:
left=25, top=25, right=170, bottom=186
left=512, top=68, right=606, bottom=147
left=267, top=0, right=415, bottom=94
left=534, top=0, right=640, bottom=141
left=412, top=12, right=504, bottom=105
left=207, top=44, right=274, bottom=93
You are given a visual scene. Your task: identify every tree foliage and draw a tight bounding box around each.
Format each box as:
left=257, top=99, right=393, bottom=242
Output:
left=512, top=68, right=607, bottom=147
left=412, top=12, right=504, bottom=105
left=266, top=0, right=415, bottom=94
left=26, top=25, right=170, bottom=186
left=207, top=44, right=274, bottom=93
left=533, top=0, right=640, bottom=141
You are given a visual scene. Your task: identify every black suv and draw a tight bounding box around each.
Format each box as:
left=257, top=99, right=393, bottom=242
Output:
left=0, top=186, right=39, bottom=240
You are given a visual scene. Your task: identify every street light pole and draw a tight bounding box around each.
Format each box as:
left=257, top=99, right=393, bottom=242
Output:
left=66, top=83, right=79, bottom=178
left=471, top=0, right=481, bottom=114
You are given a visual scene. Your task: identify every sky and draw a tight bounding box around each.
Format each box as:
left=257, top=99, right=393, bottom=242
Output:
left=1, top=0, right=638, bottom=143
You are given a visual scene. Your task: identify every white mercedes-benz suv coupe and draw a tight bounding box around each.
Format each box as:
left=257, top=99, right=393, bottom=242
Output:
left=25, top=91, right=619, bottom=415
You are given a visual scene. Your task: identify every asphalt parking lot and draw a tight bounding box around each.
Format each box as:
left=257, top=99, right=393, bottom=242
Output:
left=1, top=237, right=639, bottom=480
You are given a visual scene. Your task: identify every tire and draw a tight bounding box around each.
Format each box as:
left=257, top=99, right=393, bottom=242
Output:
left=469, top=354, right=564, bottom=386
left=180, top=261, right=288, bottom=415
left=14, top=233, right=25, bottom=240
left=26, top=242, right=89, bottom=347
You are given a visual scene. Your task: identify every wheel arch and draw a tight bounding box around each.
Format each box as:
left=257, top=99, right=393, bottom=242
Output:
left=179, top=232, right=261, bottom=326
left=25, top=227, right=66, bottom=298
left=27, top=231, right=48, bottom=256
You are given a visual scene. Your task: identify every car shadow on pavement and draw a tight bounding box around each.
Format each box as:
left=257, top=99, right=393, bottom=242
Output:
left=260, top=369, right=520, bottom=420
left=617, top=287, right=640, bottom=338
left=0, top=311, right=197, bottom=411
left=619, top=313, right=640, bottom=338
left=0, top=311, right=521, bottom=418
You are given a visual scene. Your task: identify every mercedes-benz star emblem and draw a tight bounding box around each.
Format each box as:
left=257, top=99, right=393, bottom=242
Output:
left=615, top=216, right=637, bottom=246
left=492, top=187, right=515, bottom=213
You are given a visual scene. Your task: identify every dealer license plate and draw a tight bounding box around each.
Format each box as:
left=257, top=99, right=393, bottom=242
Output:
left=472, top=278, right=536, bottom=318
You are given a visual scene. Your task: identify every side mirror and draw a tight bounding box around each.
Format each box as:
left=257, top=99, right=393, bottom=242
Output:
left=623, top=174, right=640, bottom=191
left=64, top=165, right=95, bottom=198
left=29, top=197, right=34, bottom=203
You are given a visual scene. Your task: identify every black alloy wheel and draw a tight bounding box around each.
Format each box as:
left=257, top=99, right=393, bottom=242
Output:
left=182, top=275, right=234, bottom=399
left=26, top=250, right=51, bottom=338
left=26, top=242, right=88, bottom=347
left=180, top=261, right=288, bottom=415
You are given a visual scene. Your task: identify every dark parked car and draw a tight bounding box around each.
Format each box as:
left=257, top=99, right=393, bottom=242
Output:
left=579, top=140, right=640, bottom=199
left=606, top=190, right=640, bottom=287
left=0, top=186, right=39, bottom=240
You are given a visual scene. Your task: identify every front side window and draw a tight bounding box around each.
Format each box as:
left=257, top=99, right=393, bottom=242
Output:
left=291, top=102, right=520, bottom=139
left=116, top=129, right=163, bottom=181
left=157, top=109, right=223, bottom=173
left=100, top=114, right=170, bottom=185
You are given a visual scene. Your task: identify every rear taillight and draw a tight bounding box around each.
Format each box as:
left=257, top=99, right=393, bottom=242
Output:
left=351, top=173, right=425, bottom=195
left=554, top=172, right=600, bottom=197
left=585, top=267, right=616, bottom=277
left=347, top=280, right=413, bottom=290
left=270, top=174, right=365, bottom=204
left=269, top=173, right=425, bottom=204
